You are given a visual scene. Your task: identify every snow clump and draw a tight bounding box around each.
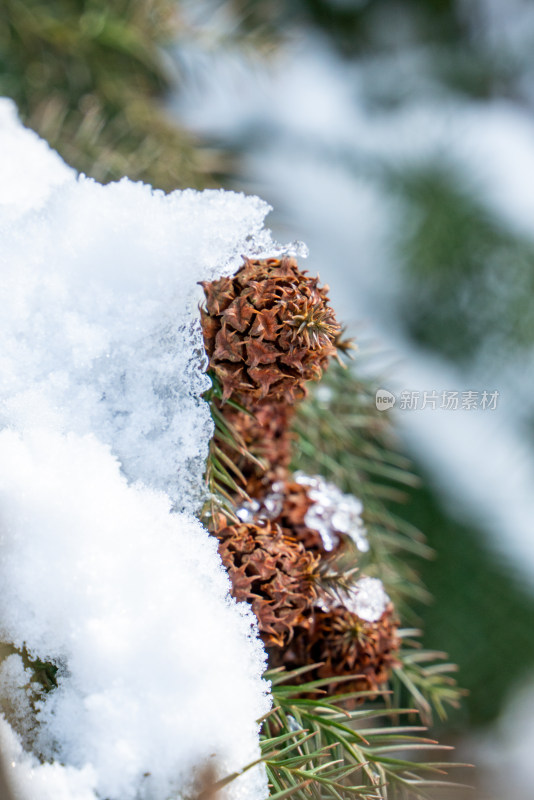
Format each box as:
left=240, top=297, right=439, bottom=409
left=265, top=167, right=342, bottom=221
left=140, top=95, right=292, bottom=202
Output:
left=0, top=99, right=289, bottom=800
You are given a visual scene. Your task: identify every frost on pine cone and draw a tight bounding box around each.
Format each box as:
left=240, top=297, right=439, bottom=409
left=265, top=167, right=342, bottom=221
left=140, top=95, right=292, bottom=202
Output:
left=216, top=520, right=321, bottom=648
left=261, top=479, right=325, bottom=553
left=236, top=475, right=370, bottom=557
left=270, top=600, right=400, bottom=692
left=200, top=256, right=340, bottom=405
left=236, top=478, right=335, bottom=554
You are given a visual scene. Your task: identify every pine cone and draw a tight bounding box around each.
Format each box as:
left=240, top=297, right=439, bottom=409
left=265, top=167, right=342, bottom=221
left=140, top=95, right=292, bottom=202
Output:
left=217, top=401, right=295, bottom=495
left=236, top=479, right=329, bottom=553
left=237, top=476, right=368, bottom=556
left=313, top=603, right=400, bottom=691
left=269, top=479, right=333, bottom=554
left=270, top=603, right=400, bottom=693
left=216, top=520, right=321, bottom=648
left=201, top=257, right=340, bottom=404
left=269, top=577, right=400, bottom=692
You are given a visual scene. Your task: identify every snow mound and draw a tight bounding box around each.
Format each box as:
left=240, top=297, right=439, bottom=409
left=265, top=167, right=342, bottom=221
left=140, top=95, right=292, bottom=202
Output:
left=0, top=99, right=279, bottom=800
left=0, top=99, right=279, bottom=511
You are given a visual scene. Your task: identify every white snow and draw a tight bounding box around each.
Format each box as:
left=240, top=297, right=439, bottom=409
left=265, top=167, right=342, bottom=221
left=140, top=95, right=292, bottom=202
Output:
left=0, top=101, right=74, bottom=218
left=0, top=99, right=279, bottom=800
left=345, top=577, right=390, bottom=624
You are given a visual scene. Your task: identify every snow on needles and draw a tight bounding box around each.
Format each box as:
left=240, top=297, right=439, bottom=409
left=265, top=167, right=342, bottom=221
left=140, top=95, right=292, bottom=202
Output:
left=0, top=99, right=275, bottom=800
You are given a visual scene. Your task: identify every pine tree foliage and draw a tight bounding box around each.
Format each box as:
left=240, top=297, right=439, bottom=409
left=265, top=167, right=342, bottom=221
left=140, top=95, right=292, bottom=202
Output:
left=199, top=255, right=464, bottom=797
left=291, top=363, right=428, bottom=614
left=203, top=375, right=263, bottom=523
left=0, top=3, right=468, bottom=798
left=0, top=0, right=218, bottom=189
left=260, top=668, right=469, bottom=800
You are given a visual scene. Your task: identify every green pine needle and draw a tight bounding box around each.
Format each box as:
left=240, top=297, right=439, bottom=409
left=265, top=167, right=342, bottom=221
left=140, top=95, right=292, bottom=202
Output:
left=259, top=670, right=470, bottom=800
left=292, top=361, right=428, bottom=618
left=202, top=372, right=265, bottom=525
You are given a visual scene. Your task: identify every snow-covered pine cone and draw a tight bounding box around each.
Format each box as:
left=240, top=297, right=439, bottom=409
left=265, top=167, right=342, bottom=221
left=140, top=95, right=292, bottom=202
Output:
left=267, top=479, right=334, bottom=554
left=269, top=579, right=400, bottom=693
left=200, top=256, right=340, bottom=404
left=236, top=479, right=331, bottom=554
left=307, top=603, right=400, bottom=691
left=236, top=476, right=369, bottom=557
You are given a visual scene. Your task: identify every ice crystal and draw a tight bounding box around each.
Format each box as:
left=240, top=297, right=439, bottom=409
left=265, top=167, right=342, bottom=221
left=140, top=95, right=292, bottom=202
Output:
left=317, top=576, right=390, bottom=623
left=295, top=473, right=369, bottom=552
left=345, top=577, right=390, bottom=622
left=237, top=474, right=369, bottom=554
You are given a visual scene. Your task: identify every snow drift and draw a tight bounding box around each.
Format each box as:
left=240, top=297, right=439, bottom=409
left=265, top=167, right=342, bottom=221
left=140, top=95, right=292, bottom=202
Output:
left=0, top=99, right=290, bottom=800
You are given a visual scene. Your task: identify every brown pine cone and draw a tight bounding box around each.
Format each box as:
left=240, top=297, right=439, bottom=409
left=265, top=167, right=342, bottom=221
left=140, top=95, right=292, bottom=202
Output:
left=270, top=604, right=400, bottom=693
left=216, top=520, right=321, bottom=648
left=216, top=400, right=295, bottom=495
left=200, top=256, right=340, bottom=405
left=236, top=476, right=368, bottom=557
left=269, top=579, right=400, bottom=693
left=310, top=604, right=400, bottom=691
left=269, top=479, right=331, bottom=554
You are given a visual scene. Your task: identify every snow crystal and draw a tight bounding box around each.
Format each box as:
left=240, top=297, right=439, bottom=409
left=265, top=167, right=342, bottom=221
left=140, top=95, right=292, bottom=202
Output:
left=236, top=474, right=368, bottom=554
left=295, top=473, right=369, bottom=553
left=0, top=101, right=283, bottom=800
left=318, top=577, right=390, bottom=622
left=344, top=577, right=390, bottom=623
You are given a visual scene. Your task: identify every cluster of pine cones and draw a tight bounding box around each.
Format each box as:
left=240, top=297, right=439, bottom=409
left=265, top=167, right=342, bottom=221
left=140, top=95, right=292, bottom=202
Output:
left=201, top=256, right=399, bottom=692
